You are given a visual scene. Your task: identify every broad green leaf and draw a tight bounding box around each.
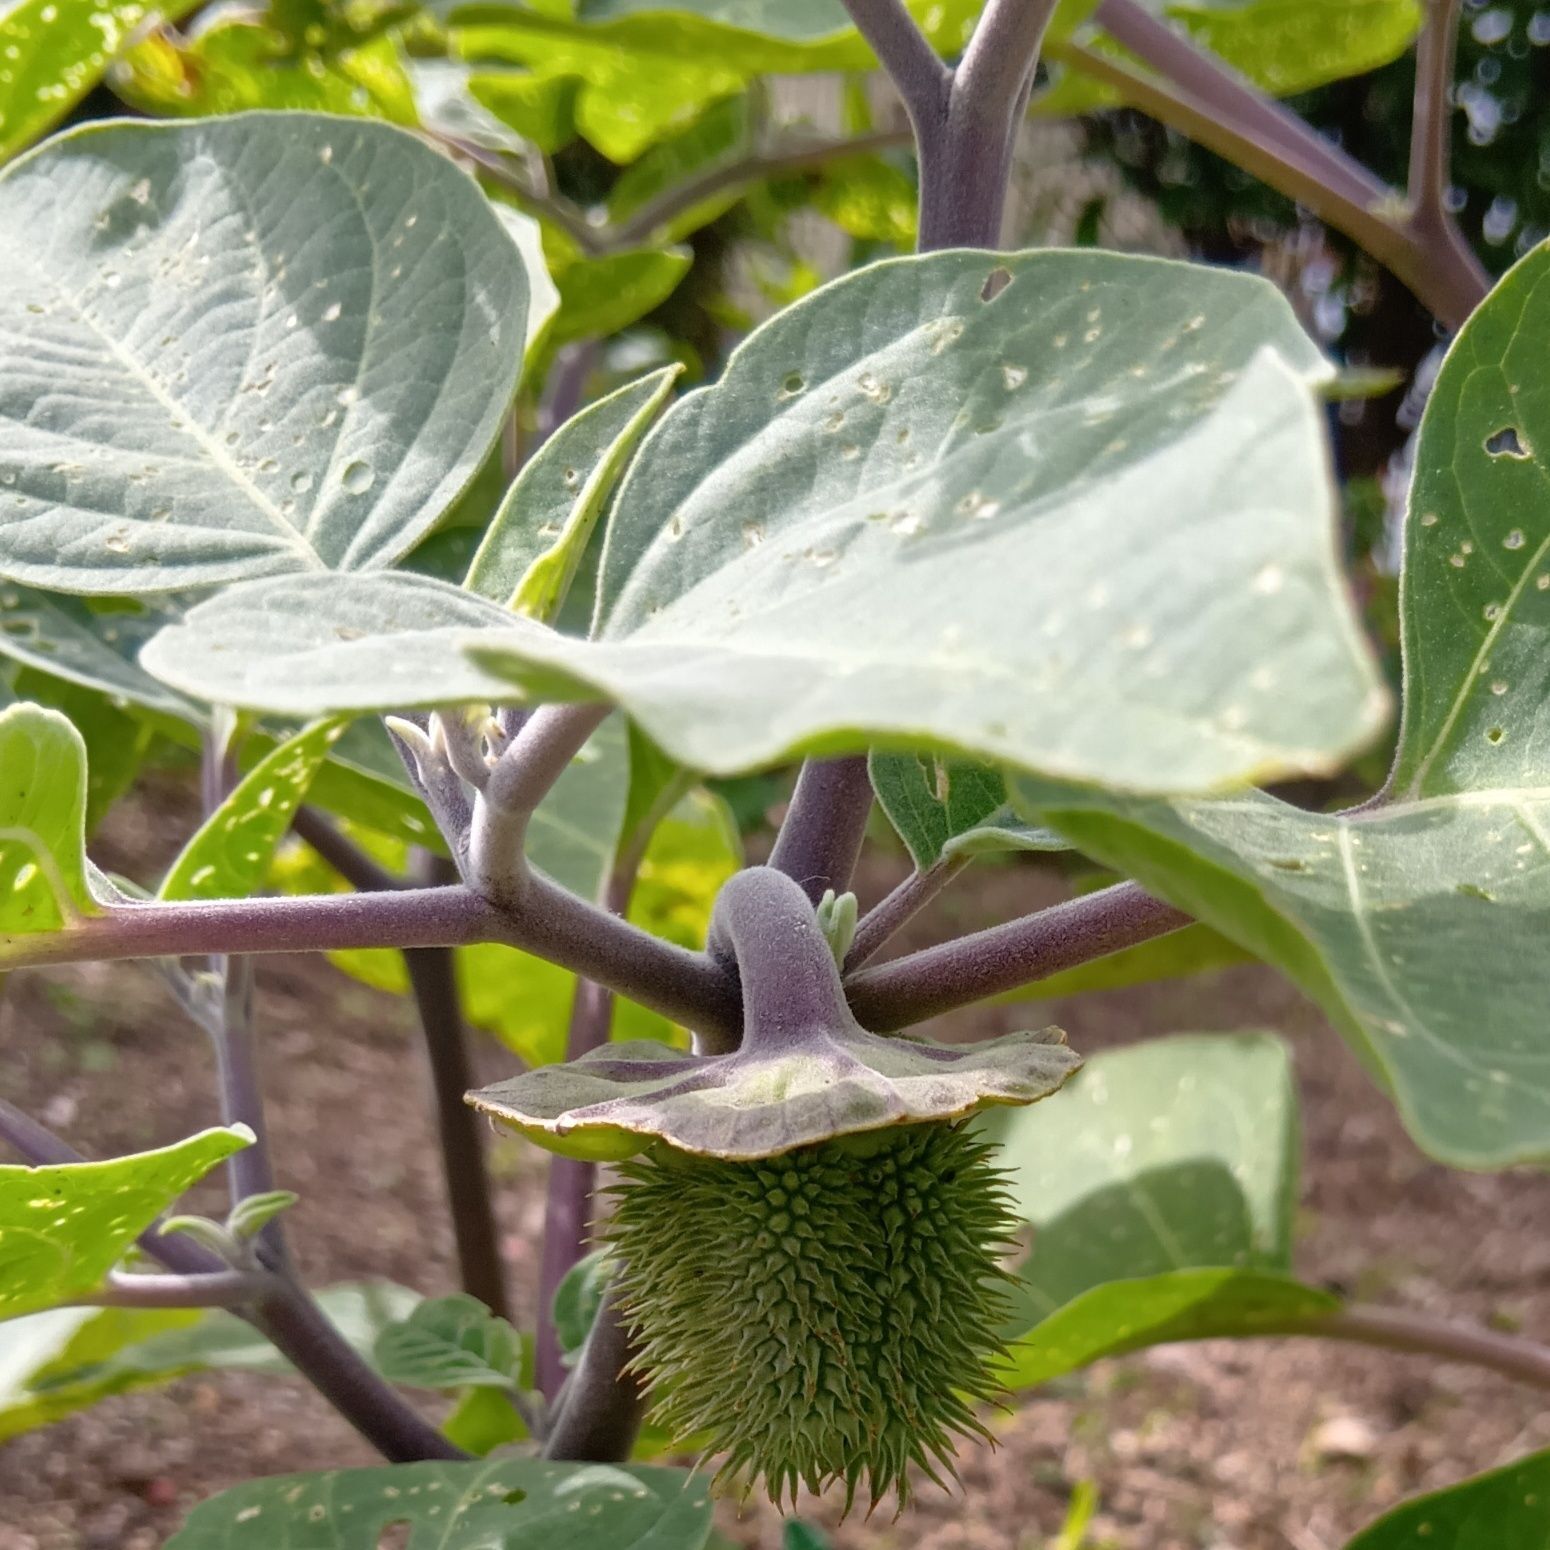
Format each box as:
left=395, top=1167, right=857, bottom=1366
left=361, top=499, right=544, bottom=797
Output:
left=540, top=239, right=693, bottom=357
left=0, top=701, right=95, bottom=935
left=443, top=1385, right=530, bottom=1452
left=0, top=1127, right=251, bottom=1321
left=603, top=94, right=756, bottom=245
left=1044, top=0, right=1421, bottom=115
left=0, top=0, right=197, bottom=164
left=0, top=114, right=528, bottom=594
left=0, top=1305, right=199, bottom=1443
left=11, top=671, right=151, bottom=834
left=551, top=1248, right=611, bottom=1360
left=1016, top=782, right=1550, bottom=1169
left=113, top=24, right=418, bottom=121
left=373, top=1293, right=525, bottom=1389
left=465, top=69, right=580, bottom=153
left=869, top=751, right=1068, bottom=868
left=1344, top=1448, right=1550, bottom=1549
left=167, top=1460, right=715, bottom=1548
left=1392, top=241, right=1550, bottom=801
left=981, top=1033, right=1299, bottom=1326
left=0, top=587, right=203, bottom=722
left=1001, top=1269, right=1340, bottom=1390
left=998, top=918, right=1249, bottom=1001
left=1015, top=250, right=1550, bottom=1170
left=450, top=1, right=979, bottom=161
left=160, top=719, right=346, bottom=902
left=144, top=252, right=1387, bottom=793
left=813, top=154, right=918, bottom=249
left=467, top=368, right=680, bottom=615
left=0, top=1281, right=418, bottom=1438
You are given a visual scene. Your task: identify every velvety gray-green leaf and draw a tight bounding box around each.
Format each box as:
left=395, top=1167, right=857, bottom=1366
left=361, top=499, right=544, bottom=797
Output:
left=466, top=367, right=680, bottom=615
left=144, top=252, right=1385, bottom=791
left=0, top=1128, right=251, bottom=1320
left=0, top=114, right=528, bottom=594
left=1343, top=1447, right=1550, bottom=1549
left=1017, top=781, right=1550, bottom=1169
left=869, top=750, right=1068, bottom=868
left=980, top=1033, right=1298, bottom=1325
left=0, top=587, right=203, bottom=722
left=166, top=1460, right=714, bottom=1549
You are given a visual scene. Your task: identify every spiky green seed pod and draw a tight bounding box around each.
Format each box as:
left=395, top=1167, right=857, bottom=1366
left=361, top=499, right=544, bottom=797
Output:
left=605, top=1121, right=1019, bottom=1513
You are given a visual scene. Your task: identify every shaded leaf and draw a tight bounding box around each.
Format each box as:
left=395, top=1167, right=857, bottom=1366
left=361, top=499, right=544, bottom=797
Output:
left=551, top=1249, right=611, bottom=1361
left=981, top=1033, right=1299, bottom=1326
left=145, top=251, right=1386, bottom=794
left=1344, top=1447, right=1550, bottom=1549
left=166, top=1460, right=714, bottom=1548
left=160, top=719, right=346, bottom=902
left=0, top=1128, right=251, bottom=1321
left=1001, top=1268, right=1339, bottom=1389
left=467, top=368, right=680, bottom=616
left=374, top=1293, right=525, bottom=1390
left=0, top=114, right=528, bottom=594
left=869, top=751, right=1067, bottom=868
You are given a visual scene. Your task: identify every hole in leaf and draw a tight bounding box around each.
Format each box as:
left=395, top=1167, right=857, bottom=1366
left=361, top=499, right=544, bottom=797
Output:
left=781, top=372, right=806, bottom=396
left=1456, top=882, right=1494, bottom=902
left=375, top=1523, right=412, bottom=1550
left=499, top=1489, right=528, bottom=1505
left=980, top=266, right=1012, bottom=302
left=1485, top=426, right=1530, bottom=458
left=1487, top=726, right=1505, bottom=744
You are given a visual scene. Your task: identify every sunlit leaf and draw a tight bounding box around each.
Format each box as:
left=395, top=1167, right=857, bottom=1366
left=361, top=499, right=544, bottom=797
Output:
left=160, top=719, right=347, bottom=902
left=467, top=368, right=679, bottom=616
left=112, top=24, right=418, bottom=121
left=0, top=114, right=528, bottom=594
left=145, top=251, right=1385, bottom=794
left=0, top=1128, right=251, bottom=1321
left=0, top=0, right=197, bottom=164
left=1014, top=247, right=1550, bottom=1169
left=167, top=1460, right=715, bottom=1548
left=0, top=702, right=96, bottom=935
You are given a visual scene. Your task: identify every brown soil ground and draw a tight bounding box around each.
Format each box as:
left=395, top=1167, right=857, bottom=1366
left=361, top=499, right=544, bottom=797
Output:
left=1, top=792, right=1547, bottom=1550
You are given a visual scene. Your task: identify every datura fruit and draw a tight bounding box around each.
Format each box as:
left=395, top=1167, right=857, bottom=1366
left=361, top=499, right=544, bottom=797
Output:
left=468, top=866, right=1081, bottom=1512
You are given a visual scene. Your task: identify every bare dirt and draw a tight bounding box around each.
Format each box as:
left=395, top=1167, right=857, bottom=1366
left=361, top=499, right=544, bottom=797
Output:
left=1, top=794, right=1546, bottom=1550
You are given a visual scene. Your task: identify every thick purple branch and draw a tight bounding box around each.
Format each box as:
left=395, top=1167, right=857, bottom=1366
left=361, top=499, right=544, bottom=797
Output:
left=2, top=880, right=741, bottom=1043
left=767, top=757, right=876, bottom=906
left=845, top=882, right=1190, bottom=1030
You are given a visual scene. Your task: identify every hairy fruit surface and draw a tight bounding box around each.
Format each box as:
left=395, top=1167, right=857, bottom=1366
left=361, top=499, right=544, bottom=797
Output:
left=606, top=1121, right=1018, bottom=1512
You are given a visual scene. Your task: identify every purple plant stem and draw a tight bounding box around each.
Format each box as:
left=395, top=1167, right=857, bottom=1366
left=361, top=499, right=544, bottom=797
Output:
left=2, top=879, right=742, bottom=1043
left=845, top=882, right=1190, bottom=1030
left=767, top=757, right=876, bottom=905
left=533, top=978, right=615, bottom=1401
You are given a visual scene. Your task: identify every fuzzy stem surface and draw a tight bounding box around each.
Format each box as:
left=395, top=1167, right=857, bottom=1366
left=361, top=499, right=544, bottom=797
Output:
left=845, top=882, right=1190, bottom=1030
